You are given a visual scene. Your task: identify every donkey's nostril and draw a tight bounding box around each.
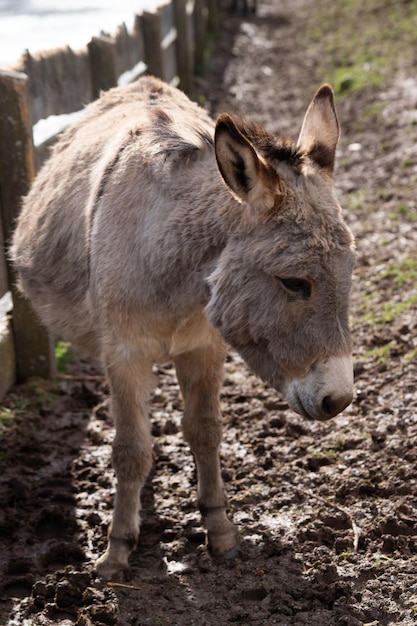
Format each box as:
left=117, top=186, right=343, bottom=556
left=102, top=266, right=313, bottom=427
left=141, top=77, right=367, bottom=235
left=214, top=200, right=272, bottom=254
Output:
left=322, top=396, right=333, bottom=416
left=320, top=393, right=352, bottom=419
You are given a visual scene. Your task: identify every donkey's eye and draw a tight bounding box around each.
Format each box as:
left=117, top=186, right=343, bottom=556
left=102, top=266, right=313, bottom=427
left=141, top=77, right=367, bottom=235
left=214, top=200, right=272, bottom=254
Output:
left=279, top=277, right=312, bottom=298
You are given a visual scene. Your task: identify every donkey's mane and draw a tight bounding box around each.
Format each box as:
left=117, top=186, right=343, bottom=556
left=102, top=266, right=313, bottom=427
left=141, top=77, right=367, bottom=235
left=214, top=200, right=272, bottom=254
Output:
left=147, top=105, right=214, bottom=164
left=234, top=118, right=304, bottom=171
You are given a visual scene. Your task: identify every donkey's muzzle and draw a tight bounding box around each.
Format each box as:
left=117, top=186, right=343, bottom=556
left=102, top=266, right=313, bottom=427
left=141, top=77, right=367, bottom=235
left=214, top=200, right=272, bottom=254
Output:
left=320, top=391, right=352, bottom=420
left=285, top=354, right=354, bottom=421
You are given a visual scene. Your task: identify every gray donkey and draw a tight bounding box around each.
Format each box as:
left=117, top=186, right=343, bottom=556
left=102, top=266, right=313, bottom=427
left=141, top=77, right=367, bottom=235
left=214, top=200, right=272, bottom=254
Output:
left=11, top=76, right=355, bottom=579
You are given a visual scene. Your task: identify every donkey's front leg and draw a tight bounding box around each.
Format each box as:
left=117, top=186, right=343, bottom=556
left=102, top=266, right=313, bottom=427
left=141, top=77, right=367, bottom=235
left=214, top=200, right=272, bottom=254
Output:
left=174, top=337, right=240, bottom=557
left=95, top=353, right=154, bottom=580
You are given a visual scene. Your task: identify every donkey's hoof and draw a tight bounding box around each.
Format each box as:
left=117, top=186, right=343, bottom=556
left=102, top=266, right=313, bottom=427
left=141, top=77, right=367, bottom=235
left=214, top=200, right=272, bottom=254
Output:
left=223, top=544, right=240, bottom=559
left=208, top=524, right=241, bottom=559
left=95, top=552, right=129, bottom=581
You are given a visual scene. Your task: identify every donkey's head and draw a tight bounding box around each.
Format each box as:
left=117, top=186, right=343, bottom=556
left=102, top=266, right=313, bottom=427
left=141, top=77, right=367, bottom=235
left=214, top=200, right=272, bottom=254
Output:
left=207, top=85, right=355, bottom=421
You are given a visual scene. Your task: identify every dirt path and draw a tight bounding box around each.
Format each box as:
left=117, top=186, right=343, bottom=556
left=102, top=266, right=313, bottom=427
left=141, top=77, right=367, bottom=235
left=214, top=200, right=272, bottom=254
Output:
left=1, top=0, right=417, bottom=624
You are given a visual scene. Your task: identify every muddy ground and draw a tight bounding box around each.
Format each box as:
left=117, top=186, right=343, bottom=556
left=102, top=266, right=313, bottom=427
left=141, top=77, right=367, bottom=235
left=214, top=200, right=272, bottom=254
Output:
left=1, top=0, right=417, bottom=624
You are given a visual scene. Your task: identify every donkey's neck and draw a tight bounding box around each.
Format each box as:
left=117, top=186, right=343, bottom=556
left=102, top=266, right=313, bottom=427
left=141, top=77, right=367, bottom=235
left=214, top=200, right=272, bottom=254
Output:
left=143, top=156, right=243, bottom=311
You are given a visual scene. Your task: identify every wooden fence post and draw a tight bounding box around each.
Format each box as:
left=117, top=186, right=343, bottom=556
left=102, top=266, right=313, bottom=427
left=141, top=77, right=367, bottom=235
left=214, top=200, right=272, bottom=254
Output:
left=141, top=11, right=163, bottom=79
left=88, top=36, right=118, bottom=99
left=207, top=0, right=220, bottom=32
left=0, top=223, right=15, bottom=399
left=0, top=314, right=15, bottom=400
left=0, top=69, right=56, bottom=380
left=142, top=1, right=180, bottom=86
left=174, top=0, right=195, bottom=95
left=193, top=0, right=208, bottom=73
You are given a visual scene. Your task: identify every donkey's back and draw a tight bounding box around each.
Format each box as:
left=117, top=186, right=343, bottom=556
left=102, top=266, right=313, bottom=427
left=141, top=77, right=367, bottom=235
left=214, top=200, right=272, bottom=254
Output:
left=12, top=76, right=217, bottom=356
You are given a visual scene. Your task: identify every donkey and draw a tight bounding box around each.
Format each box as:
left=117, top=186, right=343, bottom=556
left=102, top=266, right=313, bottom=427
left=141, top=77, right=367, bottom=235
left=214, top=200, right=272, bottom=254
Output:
left=11, top=76, right=355, bottom=580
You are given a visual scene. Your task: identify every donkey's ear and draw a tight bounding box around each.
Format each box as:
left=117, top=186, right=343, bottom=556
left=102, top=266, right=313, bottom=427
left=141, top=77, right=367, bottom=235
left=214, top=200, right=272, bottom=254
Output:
left=297, top=84, right=340, bottom=176
left=214, top=113, right=277, bottom=211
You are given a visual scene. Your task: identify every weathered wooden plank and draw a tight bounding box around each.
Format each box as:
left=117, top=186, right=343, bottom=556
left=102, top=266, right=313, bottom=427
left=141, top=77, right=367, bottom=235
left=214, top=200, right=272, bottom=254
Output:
left=88, top=36, right=118, bottom=99
left=142, top=1, right=180, bottom=86
left=11, top=47, right=93, bottom=125
left=174, top=0, right=195, bottom=95
left=0, top=316, right=15, bottom=402
left=114, top=18, right=146, bottom=76
left=0, top=71, right=35, bottom=238
left=207, top=0, right=220, bottom=32
left=194, top=0, right=208, bottom=72
left=141, top=10, right=164, bottom=79
left=0, top=69, right=56, bottom=380
left=115, top=16, right=148, bottom=86
left=0, top=217, right=8, bottom=300
left=160, top=1, right=180, bottom=86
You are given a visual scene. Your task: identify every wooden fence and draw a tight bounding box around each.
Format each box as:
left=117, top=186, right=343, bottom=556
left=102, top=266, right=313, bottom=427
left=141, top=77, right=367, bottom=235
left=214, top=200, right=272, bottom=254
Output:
left=0, top=0, right=221, bottom=401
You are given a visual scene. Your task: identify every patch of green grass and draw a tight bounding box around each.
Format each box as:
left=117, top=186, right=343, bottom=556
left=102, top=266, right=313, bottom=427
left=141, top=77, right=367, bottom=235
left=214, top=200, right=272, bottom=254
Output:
left=385, top=207, right=417, bottom=223
left=0, top=406, right=15, bottom=437
left=0, top=379, right=58, bottom=448
left=311, top=447, right=336, bottom=458
left=401, top=158, right=414, bottom=170
left=373, top=554, right=393, bottom=566
left=394, top=204, right=417, bottom=221
left=55, top=340, right=74, bottom=373
left=363, top=102, right=384, bottom=122
left=334, top=435, right=347, bottom=451
left=377, top=140, right=391, bottom=155
left=364, top=341, right=396, bottom=364
left=380, top=257, right=417, bottom=287
left=343, top=189, right=367, bottom=212
left=333, top=59, right=384, bottom=96
left=337, top=547, right=352, bottom=559
left=404, top=347, right=417, bottom=362
left=356, top=294, right=417, bottom=330
left=0, top=393, right=34, bottom=454
left=379, top=295, right=417, bottom=323
left=0, top=394, right=32, bottom=425
left=308, top=0, right=417, bottom=98
left=353, top=256, right=417, bottom=332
